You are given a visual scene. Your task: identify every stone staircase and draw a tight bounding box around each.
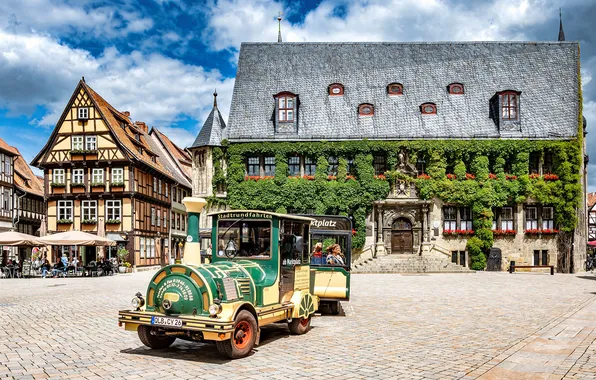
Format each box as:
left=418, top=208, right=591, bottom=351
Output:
left=352, top=254, right=473, bottom=274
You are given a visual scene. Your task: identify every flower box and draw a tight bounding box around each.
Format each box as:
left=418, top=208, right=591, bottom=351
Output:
left=529, top=173, right=540, bottom=179
left=346, top=175, right=356, bottom=181
left=443, top=229, right=475, bottom=236
left=417, top=174, right=431, bottom=180
left=106, top=219, right=121, bottom=225
left=374, top=174, right=386, bottom=180
left=82, top=219, right=97, bottom=224
left=488, top=173, right=498, bottom=180
left=492, top=229, right=517, bottom=236
left=327, top=175, right=337, bottom=180
left=244, top=175, right=273, bottom=181
left=446, top=174, right=457, bottom=180
left=465, top=173, right=476, bottom=180
left=543, top=173, right=559, bottom=181
left=91, top=182, right=105, bottom=187
left=505, top=175, right=518, bottom=180
left=110, top=182, right=125, bottom=187
left=51, top=182, right=66, bottom=188
left=71, top=183, right=86, bottom=188
left=524, top=229, right=559, bottom=235
left=57, top=219, right=73, bottom=224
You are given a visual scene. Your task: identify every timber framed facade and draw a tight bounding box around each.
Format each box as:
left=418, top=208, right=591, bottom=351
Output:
left=33, top=79, right=176, bottom=267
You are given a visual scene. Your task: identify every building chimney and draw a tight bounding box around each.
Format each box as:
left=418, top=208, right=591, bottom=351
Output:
left=135, top=121, right=148, bottom=133
left=123, top=111, right=130, bottom=117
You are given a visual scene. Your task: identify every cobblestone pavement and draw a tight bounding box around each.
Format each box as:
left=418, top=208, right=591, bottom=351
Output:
left=3, top=272, right=596, bottom=379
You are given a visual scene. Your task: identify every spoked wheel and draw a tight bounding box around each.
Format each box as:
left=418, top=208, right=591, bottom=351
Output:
left=137, top=325, right=176, bottom=349
left=216, top=310, right=257, bottom=359
left=288, top=315, right=311, bottom=335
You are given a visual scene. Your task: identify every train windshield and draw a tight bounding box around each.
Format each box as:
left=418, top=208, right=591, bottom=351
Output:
left=217, top=219, right=272, bottom=259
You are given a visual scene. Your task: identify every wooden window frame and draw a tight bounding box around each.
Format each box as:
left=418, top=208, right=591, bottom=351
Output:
left=277, top=95, right=295, bottom=122
left=443, top=206, right=457, bottom=230
left=358, top=103, right=374, bottom=117
left=459, top=207, right=473, bottom=230
left=85, top=135, right=96, bottom=150
left=72, top=136, right=83, bottom=150
left=106, top=200, right=121, bottom=221
left=288, top=156, right=300, bottom=176
left=78, top=107, right=89, bottom=120
left=264, top=156, right=276, bottom=176
left=92, top=168, right=104, bottom=183
left=81, top=200, right=97, bottom=221
left=420, top=103, right=437, bottom=115
left=499, top=91, right=520, bottom=121
left=447, top=83, right=464, bottom=95
left=373, top=155, right=386, bottom=175
left=328, top=83, right=344, bottom=96
left=58, top=200, right=72, bottom=220
left=111, top=168, right=123, bottom=183
left=247, top=156, right=260, bottom=176
left=304, top=157, right=316, bottom=176
left=72, top=168, right=84, bottom=184
left=387, top=83, right=403, bottom=95
left=53, top=169, right=65, bottom=184
left=328, top=156, right=339, bottom=176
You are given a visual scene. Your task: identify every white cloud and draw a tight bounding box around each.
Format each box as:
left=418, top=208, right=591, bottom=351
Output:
left=0, top=29, right=234, bottom=148
left=203, top=0, right=560, bottom=52
left=1, top=0, right=154, bottom=38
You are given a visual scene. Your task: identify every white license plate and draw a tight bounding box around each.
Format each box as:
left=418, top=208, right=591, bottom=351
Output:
left=151, top=316, right=183, bottom=328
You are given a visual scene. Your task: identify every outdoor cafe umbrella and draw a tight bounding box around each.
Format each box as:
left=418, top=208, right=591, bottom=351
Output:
left=588, top=241, right=596, bottom=247
left=0, top=231, right=45, bottom=246
left=39, top=230, right=116, bottom=246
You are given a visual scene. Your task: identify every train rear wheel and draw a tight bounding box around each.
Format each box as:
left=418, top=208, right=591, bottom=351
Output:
left=216, top=311, right=257, bottom=359
left=137, top=325, right=176, bottom=349
left=288, top=315, right=311, bottom=335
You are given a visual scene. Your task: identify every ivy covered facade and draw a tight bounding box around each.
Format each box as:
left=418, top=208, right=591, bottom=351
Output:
left=189, top=42, right=587, bottom=272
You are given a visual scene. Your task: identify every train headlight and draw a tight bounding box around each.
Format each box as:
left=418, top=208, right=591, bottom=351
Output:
left=209, top=303, right=222, bottom=316
left=131, top=292, right=145, bottom=310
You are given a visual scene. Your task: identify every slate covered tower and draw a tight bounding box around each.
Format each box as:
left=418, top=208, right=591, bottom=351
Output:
left=188, top=91, right=227, bottom=233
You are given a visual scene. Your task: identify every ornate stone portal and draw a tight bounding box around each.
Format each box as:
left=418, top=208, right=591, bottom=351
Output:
left=374, top=150, right=432, bottom=256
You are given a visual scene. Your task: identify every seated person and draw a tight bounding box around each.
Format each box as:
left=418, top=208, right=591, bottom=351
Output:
left=52, top=258, right=66, bottom=277
left=326, top=244, right=345, bottom=266
left=311, top=243, right=323, bottom=265
left=41, top=259, right=51, bottom=278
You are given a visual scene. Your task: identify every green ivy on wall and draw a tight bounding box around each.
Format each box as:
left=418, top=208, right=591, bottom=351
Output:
left=212, top=138, right=582, bottom=269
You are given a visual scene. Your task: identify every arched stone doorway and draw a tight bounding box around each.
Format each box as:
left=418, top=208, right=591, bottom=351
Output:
left=391, top=218, right=413, bottom=254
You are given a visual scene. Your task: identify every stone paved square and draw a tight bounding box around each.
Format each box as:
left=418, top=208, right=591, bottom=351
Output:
left=3, top=272, right=596, bottom=379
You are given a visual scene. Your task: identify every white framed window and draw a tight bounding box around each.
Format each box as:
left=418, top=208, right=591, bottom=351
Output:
left=106, top=200, right=121, bottom=221
left=78, top=107, right=88, bottom=120
left=140, top=237, right=146, bottom=259
left=157, top=209, right=161, bottom=227
left=3, top=188, right=10, bottom=211
left=82, top=200, right=97, bottom=221
left=72, top=136, right=83, bottom=150
left=85, top=136, right=96, bottom=150
left=165, top=184, right=168, bottom=197
left=163, top=213, right=167, bottom=228
left=460, top=207, right=473, bottom=230
left=501, top=207, right=514, bottom=230
left=111, top=168, right=123, bottom=184
left=526, top=207, right=538, bottom=230
left=153, top=177, right=157, bottom=192
left=151, top=207, right=155, bottom=226
left=53, top=169, right=65, bottom=184
left=92, top=168, right=104, bottom=183
left=158, top=179, right=162, bottom=194
left=542, top=207, right=554, bottom=230
left=4, top=158, right=10, bottom=175
left=58, top=200, right=73, bottom=220
left=443, top=206, right=457, bottom=230
left=72, top=169, right=84, bottom=184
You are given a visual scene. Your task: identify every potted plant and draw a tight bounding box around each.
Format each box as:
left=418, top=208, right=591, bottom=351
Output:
left=117, top=247, right=130, bottom=274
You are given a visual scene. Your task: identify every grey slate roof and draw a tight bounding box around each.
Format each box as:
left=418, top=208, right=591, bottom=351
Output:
left=191, top=105, right=226, bottom=148
left=225, top=42, right=580, bottom=141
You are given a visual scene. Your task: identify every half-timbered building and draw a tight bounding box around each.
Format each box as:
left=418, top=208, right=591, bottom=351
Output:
left=32, top=79, right=175, bottom=267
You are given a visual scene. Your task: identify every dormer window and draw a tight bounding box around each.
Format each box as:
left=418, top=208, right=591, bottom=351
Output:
left=358, top=103, right=374, bottom=116
left=447, top=83, right=464, bottom=94
left=500, top=91, right=519, bottom=121
left=78, top=107, right=89, bottom=120
left=274, top=92, right=298, bottom=134
left=387, top=83, right=403, bottom=95
left=328, top=83, right=344, bottom=96
left=420, top=103, right=437, bottom=115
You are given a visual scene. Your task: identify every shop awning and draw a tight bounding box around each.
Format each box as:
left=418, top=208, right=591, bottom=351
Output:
left=106, top=233, right=128, bottom=242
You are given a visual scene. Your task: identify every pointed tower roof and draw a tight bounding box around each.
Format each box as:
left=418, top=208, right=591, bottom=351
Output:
left=558, top=8, right=565, bottom=41
left=190, top=90, right=226, bottom=148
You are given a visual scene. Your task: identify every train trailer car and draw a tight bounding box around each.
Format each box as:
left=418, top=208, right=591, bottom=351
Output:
left=118, top=202, right=318, bottom=359
left=304, top=215, right=351, bottom=315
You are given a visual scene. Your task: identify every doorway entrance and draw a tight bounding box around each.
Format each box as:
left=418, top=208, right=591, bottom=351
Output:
left=391, top=218, right=413, bottom=254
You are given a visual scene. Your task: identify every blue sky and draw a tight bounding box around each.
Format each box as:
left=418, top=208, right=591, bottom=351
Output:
left=1, top=0, right=595, bottom=189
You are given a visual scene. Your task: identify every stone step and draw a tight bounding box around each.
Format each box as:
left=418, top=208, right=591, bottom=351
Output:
left=352, top=255, right=474, bottom=274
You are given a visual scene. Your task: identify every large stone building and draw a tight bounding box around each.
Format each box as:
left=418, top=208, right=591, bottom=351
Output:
left=32, top=79, right=176, bottom=267
left=191, top=38, right=587, bottom=272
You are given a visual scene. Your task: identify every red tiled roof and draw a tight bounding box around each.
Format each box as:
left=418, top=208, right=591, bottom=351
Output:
left=588, top=193, right=596, bottom=209
left=153, top=128, right=192, bottom=180
left=0, top=138, right=44, bottom=197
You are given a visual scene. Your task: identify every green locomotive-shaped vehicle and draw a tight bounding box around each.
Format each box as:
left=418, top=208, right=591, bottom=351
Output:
left=118, top=199, right=317, bottom=359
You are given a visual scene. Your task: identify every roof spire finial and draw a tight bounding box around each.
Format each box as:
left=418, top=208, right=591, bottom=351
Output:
left=277, top=11, right=283, bottom=43
left=213, top=89, right=218, bottom=108
left=82, top=76, right=85, bottom=83
left=558, top=7, right=565, bottom=41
